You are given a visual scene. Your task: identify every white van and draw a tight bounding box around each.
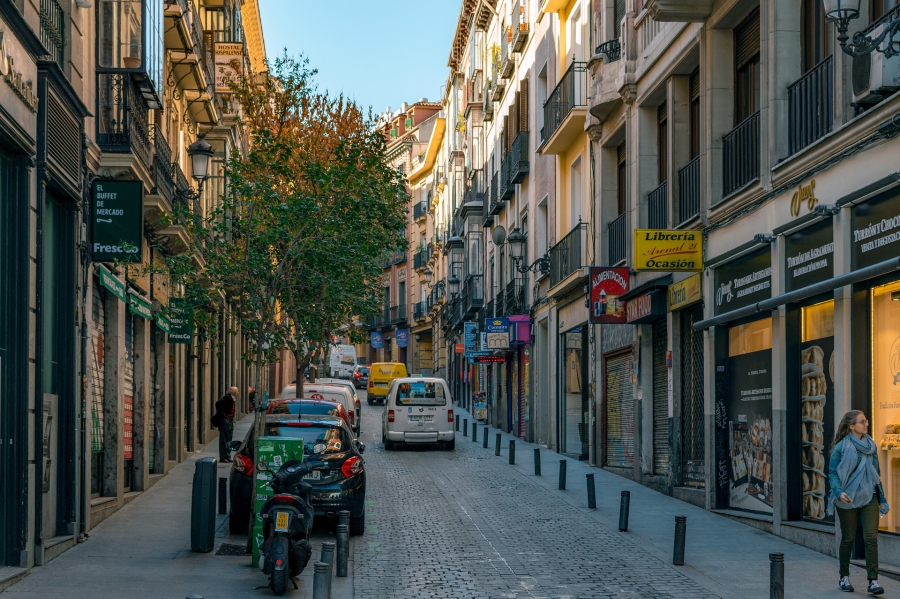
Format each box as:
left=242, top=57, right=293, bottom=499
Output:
left=382, top=378, right=454, bottom=450
left=328, top=344, right=358, bottom=379
left=278, top=383, right=358, bottom=436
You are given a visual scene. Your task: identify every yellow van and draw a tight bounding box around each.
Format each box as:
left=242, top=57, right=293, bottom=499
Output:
left=367, top=362, right=408, bottom=405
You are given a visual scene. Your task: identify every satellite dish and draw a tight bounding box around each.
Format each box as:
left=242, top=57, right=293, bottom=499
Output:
left=492, top=225, right=507, bottom=247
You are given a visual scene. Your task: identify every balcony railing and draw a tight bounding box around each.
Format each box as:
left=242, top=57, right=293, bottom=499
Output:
left=723, top=111, right=760, bottom=197
left=97, top=73, right=153, bottom=174
left=149, top=124, right=174, bottom=205
left=490, top=171, right=501, bottom=214
left=678, top=156, right=701, bottom=223
left=463, top=274, right=484, bottom=316
left=549, top=222, right=587, bottom=288
left=465, top=169, right=485, bottom=206
left=483, top=79, right=494, bottom=120
left=413, top=201, right=428, bottom=220
left=389, top=304, right=407, bottom=325
left=608, top=213, right=627, bottom=265
left=499, top=154, right=513, bottom=201
left=365, top=314, right=384, bottom=329
left=509, top=131, right=530, bottom=184
left=413, top=301, right=427, bottom=321
left=491, top=67, right=506, bottom=102
left=512, top=0, right=528, bottom=52
left=504, top=278, right=526, bottom=315
left=647, top=181, right=668, bottom=230
left=543, top=62, right=587, bottom=144
left=39, top=0, right=65, bottom=67
left=595, top=39, right=621, bottom=63
left=500, top=27, right=514, bottom=78
left=483, top=299, right=495, bottom=321
left=186, top=0, right=215, bottom=89
left=788, top=55, right=833, bottom=156
left=414, top=248, right=427, bottom=270
left=494, top=291, right=505, bottom=318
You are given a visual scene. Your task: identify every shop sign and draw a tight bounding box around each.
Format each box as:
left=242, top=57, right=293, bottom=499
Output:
left=370, top=332, right=383, bottom=349
left=214, top=42, right=243, bottom=93
left=155, top=312, right=171, bottom=334
left=626, top=290, right=667, bottom=324
left=95, top=264, right=126, bottom=303
left=589, top=267, right=629, bottom=323
left=475, top=355, right=507, bottom=363
left=668, top=273, right=702, bottom=311
left=790, top=179, right=818, bottom=217
left=633, top=230, right=703, bottom=272
left=713, top=247, right=772, bottom=316
left=784, top=219, right=833, bottom=292
left=467, top=350, right=492, bottom=364
left=396, top=329, right=408, bottom=348
left=0, top=30, right=38, bottom=112
left=168, top=298, right=193, bottom=344
left=485, top=317, right=510, bottom=349
left=128, top=290, right=152, bottom=320
left=851, top=191, right=900, bottom=270
left=454, top=343, right=465, bottom=354
left=91, top=180, right=143, bottom=263
left=464, top=322, right=477, bottom=354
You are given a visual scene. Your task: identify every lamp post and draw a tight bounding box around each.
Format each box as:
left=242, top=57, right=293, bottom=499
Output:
left=175, top=134, right=214, bottom=209
left=823, top=0, right=900, bottom=56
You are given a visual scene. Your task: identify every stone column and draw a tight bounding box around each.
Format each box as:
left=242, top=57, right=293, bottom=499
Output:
left=102, top=279, right=124, bottom=501
left=132, top=315, right=151, bottom=491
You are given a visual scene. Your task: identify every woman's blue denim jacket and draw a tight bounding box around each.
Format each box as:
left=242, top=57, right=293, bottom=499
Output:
left=827, top=437, right=887, bottom=504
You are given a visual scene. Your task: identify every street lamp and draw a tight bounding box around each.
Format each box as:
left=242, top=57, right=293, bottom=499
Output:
left=823, top=0, right=900, bottom=56
left=424, top=268, right=433, bottom=286
left=448, top=274, right=460, bottom=295
left=188, top=134, right=214, bottom=185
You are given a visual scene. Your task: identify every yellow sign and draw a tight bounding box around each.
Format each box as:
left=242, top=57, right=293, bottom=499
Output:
left=634, top=230, right=703, bottom=271
left=790, top=179, right=818, bottom=217
left=668, top=273, right=702, bottom=311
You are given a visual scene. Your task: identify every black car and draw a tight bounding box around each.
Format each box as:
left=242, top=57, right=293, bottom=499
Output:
left=227, top=414, right=366, bottom=536
left=352, top=365, right=369, bottom=389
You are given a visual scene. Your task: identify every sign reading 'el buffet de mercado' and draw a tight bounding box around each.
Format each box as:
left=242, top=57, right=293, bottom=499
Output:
left=633, top=230, right=703, bottom=271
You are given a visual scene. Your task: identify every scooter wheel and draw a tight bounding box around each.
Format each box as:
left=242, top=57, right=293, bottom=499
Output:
left=271, top=567, right=288, bottom=596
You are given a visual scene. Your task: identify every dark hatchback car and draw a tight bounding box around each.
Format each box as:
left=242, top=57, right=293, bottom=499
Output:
left=352, top=365, right=370, bottom=389
left=227, top=414, right=366, bottom=536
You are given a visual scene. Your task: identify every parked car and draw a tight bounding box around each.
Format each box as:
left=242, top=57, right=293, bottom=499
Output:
left=268, top=398, right=352, bottom=430
left=367, top=362, right=408, bottom=405
left=227, top=413, right=366, bottom=536
left=382, top=377, right=454, bottom=450
left=316, top=378, right=362, bottom=434
left=352, top=365, right=370, bottom=389
left=278, top=383, right=358, bottom=436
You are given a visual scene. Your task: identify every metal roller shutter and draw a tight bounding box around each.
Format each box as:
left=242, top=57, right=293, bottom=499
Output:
left=735, top=9, right=761, bottom=69
left=681, top=304, right=705, bottom=487
left=606, top=352, right=634, bottom=467
left=124, top=313, right=134, bottom=463
left=90, top=278, right=106, bottom=496
left=653, top=322, right=669, bottom=475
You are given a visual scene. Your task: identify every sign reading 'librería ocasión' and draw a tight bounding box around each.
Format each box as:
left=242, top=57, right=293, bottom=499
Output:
left=633, top=230, right=703, bottom=271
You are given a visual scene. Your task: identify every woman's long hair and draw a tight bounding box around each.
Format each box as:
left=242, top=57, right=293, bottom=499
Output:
left=832, top=410, right=865, bottom=450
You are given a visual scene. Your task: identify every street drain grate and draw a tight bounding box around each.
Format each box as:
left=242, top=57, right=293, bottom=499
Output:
left=216, top=543, right=250, bottom=556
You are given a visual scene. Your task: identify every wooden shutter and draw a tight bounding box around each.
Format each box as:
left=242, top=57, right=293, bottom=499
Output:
left=735, top=9, right=760, bottom=69
left=519, top=77, right=529, bottom=132
left=513, top=91, right=521, bottom=138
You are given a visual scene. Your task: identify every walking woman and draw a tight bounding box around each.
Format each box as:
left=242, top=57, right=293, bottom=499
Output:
left=829, top=410, right=889, bottom=594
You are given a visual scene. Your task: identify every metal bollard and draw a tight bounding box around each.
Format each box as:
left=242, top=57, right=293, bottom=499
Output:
left=456, top=415, right=460, bottom=431
left=218, top=477, right=227, bottom=515
left=338, top=510, right=350, bottom=530
left=472, top=423, right=478, bottom=442
left=619, top=491, right=630, bottom=532
left=509, top=440, right=515, bottom=465
left=770, top=553, right=784, bottom=599
left=321, top=541, right=335, bottom=598
left=673, top=516, right=686, bottom=565
left=483, top=426, right=489, bottom=448
left=587, top=474, right=596, bottom=509
left=186, top=596, right=204, bottom=599
left=534, top=448, right=541, bottom=476
left=312, top=562, right=329, bottom=599
left=558, top=460, right=567, bottom=490
left=336, top=524, right=349, bottom=577
left=464, top=419, right=468, bottom=437
left=495, top=433, right=502, bottom=456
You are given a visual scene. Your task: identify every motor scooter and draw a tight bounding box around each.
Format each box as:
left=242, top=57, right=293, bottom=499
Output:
left=256, top=458, right=325, bottom=595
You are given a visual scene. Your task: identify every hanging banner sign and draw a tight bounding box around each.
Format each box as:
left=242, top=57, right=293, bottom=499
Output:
left=454, top=343, right=465, bottom=354
left=589, top=267, right=629, bottom=323
left=668, top=273, right=702, bottom=311
left=371, top=332, right=383, bottom=349
left=214, top=42, right=243, bottom=93
left=155, top=312, right=172, bottom=334
left=128, top=290, right=152, bottom=320
left=485, top=317, right=510, bottom=349
left=475, top=355, right=507, bottom=363
left=396, top=329, right=408, bottom=348
left=633, top=230, right=703, bottom=271
left=91, top=180, right=143, bottom=263
left=464, top=322, right=477, bottom=355
left=626, top=290, right=667, bottom=324
left=168, top=298, right=193, bottom=344
left=95, top=264, right=126, bottom=303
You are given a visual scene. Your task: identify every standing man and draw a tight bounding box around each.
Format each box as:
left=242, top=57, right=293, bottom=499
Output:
left=217, top=386, right=238, bottom=462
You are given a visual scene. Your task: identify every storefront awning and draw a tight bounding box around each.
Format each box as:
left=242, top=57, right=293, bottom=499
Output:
left=693, top=256, right=900, bottom=331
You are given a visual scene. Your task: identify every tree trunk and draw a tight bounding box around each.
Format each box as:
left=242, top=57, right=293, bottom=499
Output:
left=253, top=341, right=264, bottom=437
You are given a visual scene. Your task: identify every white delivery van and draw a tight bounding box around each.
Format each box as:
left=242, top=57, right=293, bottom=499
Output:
left=278, top=383, right=358, bottom=436
left=382, top=378, right=454, bottom=450
left=327, top=344, right=358, bottom=379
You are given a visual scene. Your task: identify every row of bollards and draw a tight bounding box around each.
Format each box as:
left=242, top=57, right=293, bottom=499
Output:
left=311, top=512, right=351, bottom=599
left=476, top=421, right=787, bottom=599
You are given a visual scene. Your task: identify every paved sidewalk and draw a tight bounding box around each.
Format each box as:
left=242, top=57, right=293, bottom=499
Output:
left=452, top=406, right=899, bottom=599
left=1, top=415, right=353, bottom=599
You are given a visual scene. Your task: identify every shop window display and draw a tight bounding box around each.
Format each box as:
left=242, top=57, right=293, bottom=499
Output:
left=800, top=301, right=834, bottom=523
left=872, top=281, right=900, bottom=533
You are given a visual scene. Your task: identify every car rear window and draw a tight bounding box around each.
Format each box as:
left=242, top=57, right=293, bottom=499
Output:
left=270, top=402, right=339, bottom=417
left=262, top=424, right=350, bottom=454
left=395, top=382, right=447, bottom=406
left=359, top=367, right=369, bottom=374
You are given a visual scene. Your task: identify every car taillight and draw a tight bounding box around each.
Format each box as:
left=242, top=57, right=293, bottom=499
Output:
left=447, top=409, right=454, bottom=423
left=354, top=372, right=361, bottom=378
left=273, top=494, right=295, bottom=504
left=388, top=410, right=395, bottom=422
left=232, top=453, right=254, bottom=476
left=368, top=380, right=374, bottom=388
left=341, top=456, right=363, bottom=477
left=349, top=411, right=355, bottom=424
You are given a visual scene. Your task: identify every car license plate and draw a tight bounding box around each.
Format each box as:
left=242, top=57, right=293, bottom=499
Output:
left=409, top=415, right=433, bottom=422
left=375, top=382, right=387, bottom=387
left=275, top=511, right=290, bottom=532
left=303, top=470, right=321, bottom=481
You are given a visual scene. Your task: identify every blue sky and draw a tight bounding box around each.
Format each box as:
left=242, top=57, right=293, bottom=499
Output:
left=259, top=0, right=461, bottom=116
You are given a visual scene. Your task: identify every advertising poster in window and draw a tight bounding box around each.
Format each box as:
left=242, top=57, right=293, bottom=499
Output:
left=800, top=322, right=834, bottom=523
left=726, top=319, right=774, bottom=513
left=872, top=281, right=900, bottom=533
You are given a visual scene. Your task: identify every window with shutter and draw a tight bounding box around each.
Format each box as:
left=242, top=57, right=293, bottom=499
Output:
left=657, top=102, right=667, bottom=185
left=519, top=78, right=529, bottom=131
left=734, top=8, right=760, bottom=124
left=690, top=69, right=700, bottom=159
left=801, top=0, right=831, bottom=73
left=617, top=142, right=627, bottom=216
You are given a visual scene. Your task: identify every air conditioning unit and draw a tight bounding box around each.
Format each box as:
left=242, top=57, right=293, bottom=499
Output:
left=852, top=25, right=900, bottom=105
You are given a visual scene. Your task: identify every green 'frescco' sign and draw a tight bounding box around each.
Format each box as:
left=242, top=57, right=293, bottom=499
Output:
left=91, top=180, right=143, bottom=263
left=168, top=298, right=193, bottom=344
